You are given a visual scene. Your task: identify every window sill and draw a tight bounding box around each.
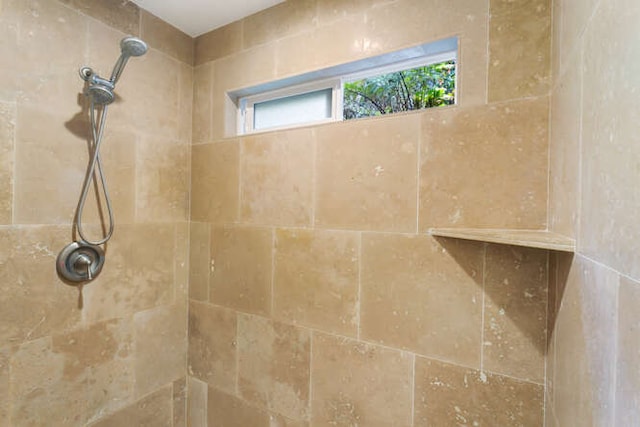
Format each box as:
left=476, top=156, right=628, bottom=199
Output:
left=427, top=228, right=576, bottom=252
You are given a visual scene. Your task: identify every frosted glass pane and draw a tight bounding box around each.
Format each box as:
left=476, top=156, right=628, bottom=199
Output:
left=254, top=88, right=332, bottom=130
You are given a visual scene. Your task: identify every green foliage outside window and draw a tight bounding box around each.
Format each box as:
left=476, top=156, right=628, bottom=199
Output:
left=343, top=60, right=456, bottom=120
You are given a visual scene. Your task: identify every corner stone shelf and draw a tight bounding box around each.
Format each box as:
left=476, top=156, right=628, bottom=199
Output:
left=428, top=228, right=576, bottom=252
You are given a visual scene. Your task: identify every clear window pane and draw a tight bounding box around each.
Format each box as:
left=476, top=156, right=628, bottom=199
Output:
left=343, top=60, right=456, bottom=120
left=254, top=88, right=333, bottom=130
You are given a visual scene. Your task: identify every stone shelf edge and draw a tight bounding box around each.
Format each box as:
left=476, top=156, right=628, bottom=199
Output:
left=427, top=228, right=576, bottom=252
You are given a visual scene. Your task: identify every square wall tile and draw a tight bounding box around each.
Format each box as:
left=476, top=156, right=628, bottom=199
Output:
left=273, top=228, right=359, bottom=337
left=191, top=140, right=239, bottom=223
left=419, top=98, right=548, bottom=229
left=240, top=128, right=314, bottom=227
left=488, top=0, right=551, bottom=102
left=310, top=332, right=413, bottom=427
left=188, top=301, right=237, bottom=393
left=361, top=233, right=483, bottom=368
left=209, top=225, right=272, bottom=315
left=238, top=315, right=311, bottom=421
left=414, top=356, right=544, bottom=425
left=315, top=114, right=420, bottom=232
left=482, top=244, right=548, bottom=383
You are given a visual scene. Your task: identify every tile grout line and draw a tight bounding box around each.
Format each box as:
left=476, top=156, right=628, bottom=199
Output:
left=308, top=331, right=314, bottom=423
left=356, top=231, right=363, bottom=341
left=479, top=242, right=487, bottom=373
left=410, top=353, right=416, bottom=427
left=270, top=228, right=276, bottom=317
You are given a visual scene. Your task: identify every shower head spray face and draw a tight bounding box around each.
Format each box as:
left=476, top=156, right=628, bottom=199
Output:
left=120, top=37, right=148, bottom=57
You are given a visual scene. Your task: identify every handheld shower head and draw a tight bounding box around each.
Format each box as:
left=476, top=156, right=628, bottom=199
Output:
left=120, top=37, right=148, bottom=57
left=109, top=36, right=148, bottom=84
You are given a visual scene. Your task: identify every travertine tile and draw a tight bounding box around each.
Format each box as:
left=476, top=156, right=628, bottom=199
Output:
left=192, top=63, right=213, bottom=144
left=240, top=129, right=314, bottom=226
left=188, top=301, right=237, bottom=392
left=0, top=347, right=9, bottom=422
left=57, top=0, right=140, bottom=35
left=178, top=62, right=194, bottom=143
left=173, top=377, right=187, bottom=427
left=275, top=16, right=370, bottom=78
left=140, top=10, right=193, bottom=65
left=238, top=315, right=311, bottom=420
left=311, top=333, right=413, bottom=426
left=482, top=244, right=548, bottom=383
left=315, top=114, right=419, bottom=232
left=242, top=0, right=317, bottom=49
left=273, top=229, right=359, bottom=336
left=488, top=0, right=551, bottom=102
left=0, top=101, right=14, bottom=224
left=174, top=222, right=190, bottom=301
left=6, top=0, right=86, bottom=115
left=57, top=319, right=135, bottom=420
left=189, top=222, right=211, bottom=301
left=615, top=277, right=640, bottom=425
left=420, top=98, right=548, bottom=230
left=136, top=138, right=189, bottom=222
left=82, top=224, right=176, bottom=323
left=212, top=43, right=277, bottom=93
left=414, top=356, right=544, bottom=426
left=14, top=106, right=135, bottom=224
left=188, top=376, right=208, bottom=427
left=210, top=226, right=272, bottom=315
left=0, top=226, right=80, bottom=345
left=316, top=0, right=393, bottom=25
left=549, top=47, right=581, bottom=238
left=579, top=0, right=640, bottom=279
left=191, top=140, right=239, bottom=223
left=134, top=305, right=187, bottom=397
left=10, top=337, right=86, bottom=426
left=208, top=387, right=270, bottom=427
left=110, top=48, right=181, bottom=140
left=553, top=256, right=617, bottom=426
left=195, top=21, right=243, bottom=65
left=90, top=385, right=172, bottom=427
left=558, top=0, right=599, bottom=74
left=361, top=233, right=483, bottom=367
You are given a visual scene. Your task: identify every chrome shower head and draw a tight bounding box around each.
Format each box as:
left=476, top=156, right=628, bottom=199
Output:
left=120, top=36, right=148, bottom=57
left=109, top=36, right=148, bottom=84
left=88, top=84, right=115, bottom=105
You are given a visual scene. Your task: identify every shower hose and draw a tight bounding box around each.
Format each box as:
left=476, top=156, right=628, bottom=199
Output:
left=74, top=97, right=115, bottom=246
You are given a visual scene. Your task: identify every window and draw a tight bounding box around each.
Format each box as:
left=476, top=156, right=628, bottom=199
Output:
left=233, top=37, right=458, bottom=134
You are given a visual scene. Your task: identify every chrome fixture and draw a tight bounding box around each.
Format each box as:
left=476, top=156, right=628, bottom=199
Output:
left=57, top=36, right=148, bottom=283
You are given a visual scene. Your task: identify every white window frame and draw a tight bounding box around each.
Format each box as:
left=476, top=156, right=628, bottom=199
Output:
left=234, top=37, right=458, bottom=135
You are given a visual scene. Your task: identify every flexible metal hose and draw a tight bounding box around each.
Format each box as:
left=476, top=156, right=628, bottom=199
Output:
left=74, top=97, right=115, bottom=246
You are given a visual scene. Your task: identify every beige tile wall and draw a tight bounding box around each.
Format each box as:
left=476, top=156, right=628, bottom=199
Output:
left=0, top=0, right=192, bottom=425
left=189, top=0, right=552, bottom=425
left=547, top=0, right=640, bottom=425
